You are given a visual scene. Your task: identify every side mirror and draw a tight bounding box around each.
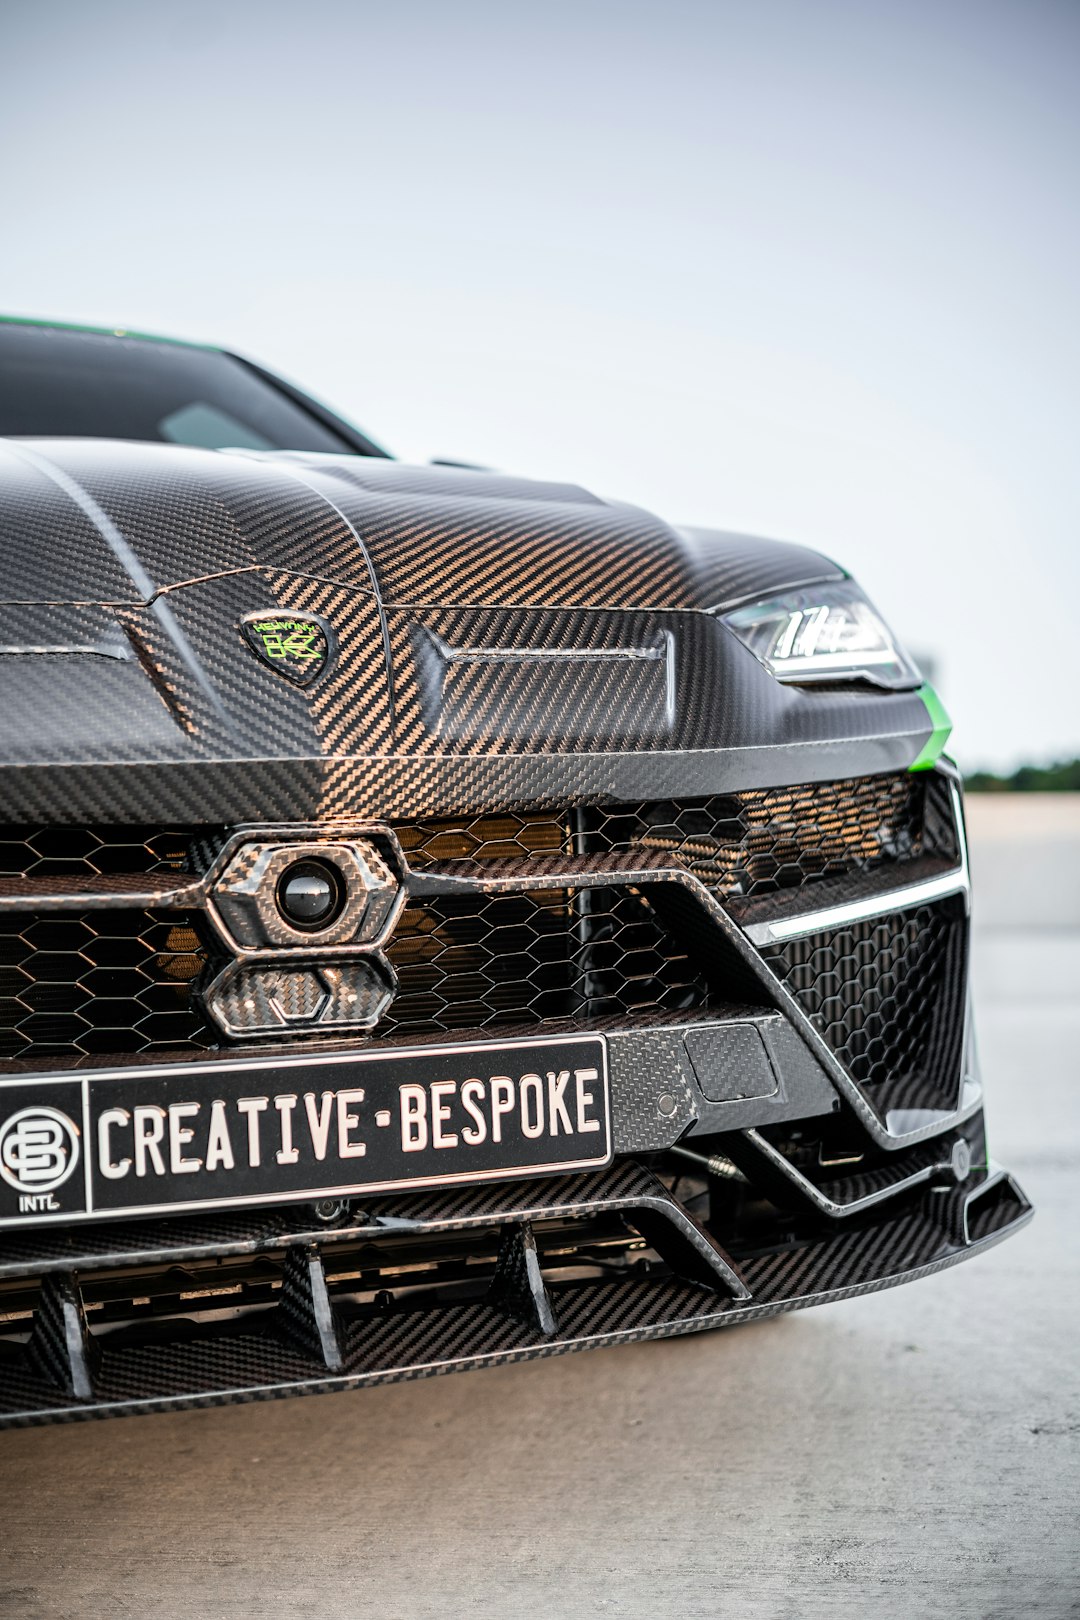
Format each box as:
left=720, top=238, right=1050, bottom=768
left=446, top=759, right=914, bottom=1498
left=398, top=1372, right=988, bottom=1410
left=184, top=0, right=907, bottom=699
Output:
left=428, top=457, right=494, bottom=471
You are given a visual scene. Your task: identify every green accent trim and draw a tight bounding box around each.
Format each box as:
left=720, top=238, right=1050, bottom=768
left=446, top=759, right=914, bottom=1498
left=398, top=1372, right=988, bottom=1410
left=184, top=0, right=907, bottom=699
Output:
left=909, top=682, right=952, bottom=771
left=0, top=313, right=219, bottom=351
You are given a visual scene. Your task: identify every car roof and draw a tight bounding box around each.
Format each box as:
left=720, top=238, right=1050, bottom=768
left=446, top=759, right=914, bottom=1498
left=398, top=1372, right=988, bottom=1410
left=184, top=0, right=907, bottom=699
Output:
left=0, top=313, right=219, bottom=351
left=0, top=315, right=391, bottom=458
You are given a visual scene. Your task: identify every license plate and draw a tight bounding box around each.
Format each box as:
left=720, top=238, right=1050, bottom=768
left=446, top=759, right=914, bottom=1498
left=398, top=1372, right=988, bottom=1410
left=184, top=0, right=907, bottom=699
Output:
left=0, top=1034, right=610, bottom=1229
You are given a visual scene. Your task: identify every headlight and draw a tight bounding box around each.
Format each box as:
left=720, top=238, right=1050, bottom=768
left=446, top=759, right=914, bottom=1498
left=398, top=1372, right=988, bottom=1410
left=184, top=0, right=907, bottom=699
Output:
left=721, top=581, right=921, bottom=690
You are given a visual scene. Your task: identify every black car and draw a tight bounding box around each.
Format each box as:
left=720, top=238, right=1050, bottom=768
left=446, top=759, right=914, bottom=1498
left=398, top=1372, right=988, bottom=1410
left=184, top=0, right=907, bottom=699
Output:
left=0, top=316, right=1030, bottom=1425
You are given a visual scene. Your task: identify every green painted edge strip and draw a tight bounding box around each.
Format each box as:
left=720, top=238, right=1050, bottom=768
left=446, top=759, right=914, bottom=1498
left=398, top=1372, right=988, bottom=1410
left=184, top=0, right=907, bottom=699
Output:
left=909, top=681, right=952, bottom=771
left=0, top=313, right=219, bottom=351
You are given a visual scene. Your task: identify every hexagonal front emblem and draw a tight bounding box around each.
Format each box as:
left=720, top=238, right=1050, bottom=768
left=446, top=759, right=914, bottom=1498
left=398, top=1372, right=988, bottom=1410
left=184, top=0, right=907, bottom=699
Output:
left=203, top=957, right=397, bottom=1039
left=208, top=840, right=402, bottom=952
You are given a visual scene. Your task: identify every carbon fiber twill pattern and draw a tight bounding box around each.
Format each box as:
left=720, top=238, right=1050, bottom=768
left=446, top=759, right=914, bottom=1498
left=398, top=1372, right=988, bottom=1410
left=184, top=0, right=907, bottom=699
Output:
left=685, top=1023, right=776, bottom=1102
left=923, top=771, right=962, bottom=863
left=0, top=734, right=938, bottom=827
left=0, top=872, right=205, bottom=911
left=205, top=956, right=395, bottom=1038
left=281, top=461, right=606, bottom=506
left=810, top=1135, right=961, bottom=1205
left=736, top=1118, right=986, bottom=1217
left=0, top=371, right=1032, bottom=1426
left=0, top=1141, right=1016, bottom=1285
left=0, top=444, right=140, bottom=601
left=0, top=1279, right=724, bottom=1426
left=0, top=777, right=968, bottom=1162
left=23, top=1273, right=97, bottom=1398
left=118, top=572, right=338, bottom=753
left=12, top=440, right=380, bottom=596
left=286, top=459, right=698, bottom=610
left=0, top=439, right=939, bottom=822
left=964, top=1175, right=1027, bottom=1243
left=277, top=1246, right=342, bottom=1369
left=0, top=1163, right=1031, bottom=1425
left=487, top=1223, right=558, bottom=1335
left=0, top=1161, right=683, bottom=1275
left=380, top=605, right=933, bottom=766
left=606, top=1024, right=699, bottom=1150
left=0, top=1159, right=738, bottom=1280
left=289, top=455, right=846, bottom=611
left=3, top=438, right=842, bottom=614
left=391, top=608, right=679, bottom=754
left=269, top=571, right=392, bottom=753
left=0, top=602, right=133, bottom=658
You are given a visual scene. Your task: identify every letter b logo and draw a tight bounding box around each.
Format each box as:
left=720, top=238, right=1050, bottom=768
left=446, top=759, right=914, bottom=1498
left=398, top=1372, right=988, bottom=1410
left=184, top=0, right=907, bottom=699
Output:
left=0, top=1107, right=80, bottom=1195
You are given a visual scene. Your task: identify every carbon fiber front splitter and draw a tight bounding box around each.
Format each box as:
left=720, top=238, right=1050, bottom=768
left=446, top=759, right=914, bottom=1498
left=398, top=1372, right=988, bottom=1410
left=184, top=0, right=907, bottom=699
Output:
left=0, top=1157, right=1031, bottom=1426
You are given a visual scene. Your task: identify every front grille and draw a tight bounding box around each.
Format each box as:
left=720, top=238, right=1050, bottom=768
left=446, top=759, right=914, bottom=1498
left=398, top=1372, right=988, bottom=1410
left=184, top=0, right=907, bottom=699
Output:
left=395, top=771, right=958, bottom=901
left=0, top=772, right=964, bottom=1068
left=394, top=811, right=570, bottom=866
left=589, top=772, right=958, bottom=897
left=0, top=827, right=212, bottom=1062
left=382, top=887, right=709, bottom=1035
left=758, top=896, right=968, bottom=1107
left=0, top=910, right=211, bottom=1061
left=0, top=825, right=197, bottom=878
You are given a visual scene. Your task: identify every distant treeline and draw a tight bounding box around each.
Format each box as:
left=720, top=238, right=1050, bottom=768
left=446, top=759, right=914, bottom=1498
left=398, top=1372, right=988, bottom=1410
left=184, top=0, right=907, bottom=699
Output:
left=965, top=759, right=1080, bottom=792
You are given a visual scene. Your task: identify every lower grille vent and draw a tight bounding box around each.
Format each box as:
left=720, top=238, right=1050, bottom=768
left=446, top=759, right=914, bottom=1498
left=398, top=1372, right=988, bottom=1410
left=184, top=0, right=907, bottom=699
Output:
left=382, top=887, right=710, bottom=1035
left=759, top=896, right=967, bottom=1110
left=0, top=909, right=211, bottom=1062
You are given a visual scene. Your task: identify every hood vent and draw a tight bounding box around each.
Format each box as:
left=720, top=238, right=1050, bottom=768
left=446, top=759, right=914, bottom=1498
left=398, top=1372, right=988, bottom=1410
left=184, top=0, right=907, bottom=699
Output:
left=411, top=621, right=676, bottom=746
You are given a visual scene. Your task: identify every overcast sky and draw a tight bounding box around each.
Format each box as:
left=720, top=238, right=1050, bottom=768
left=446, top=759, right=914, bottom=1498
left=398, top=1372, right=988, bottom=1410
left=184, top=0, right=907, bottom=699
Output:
left=2, top=0, right=1077, bottom=769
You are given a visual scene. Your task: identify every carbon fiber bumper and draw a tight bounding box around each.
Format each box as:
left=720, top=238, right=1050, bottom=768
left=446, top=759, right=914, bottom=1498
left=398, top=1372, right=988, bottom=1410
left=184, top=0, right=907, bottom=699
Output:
left=0, top=1150, right=1031, bottom=1426
left=0, top=758, right=1035, bottom=1426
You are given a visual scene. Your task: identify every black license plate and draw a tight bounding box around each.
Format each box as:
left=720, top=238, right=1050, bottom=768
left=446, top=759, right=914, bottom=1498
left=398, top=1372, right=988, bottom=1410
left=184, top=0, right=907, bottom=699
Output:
left=0, top=1034, right=610, bottom=1229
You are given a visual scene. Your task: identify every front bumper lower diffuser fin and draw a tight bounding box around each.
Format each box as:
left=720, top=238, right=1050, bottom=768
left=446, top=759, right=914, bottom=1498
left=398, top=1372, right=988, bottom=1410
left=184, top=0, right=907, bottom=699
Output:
left=0, top=1158, right=1031, bottom=1426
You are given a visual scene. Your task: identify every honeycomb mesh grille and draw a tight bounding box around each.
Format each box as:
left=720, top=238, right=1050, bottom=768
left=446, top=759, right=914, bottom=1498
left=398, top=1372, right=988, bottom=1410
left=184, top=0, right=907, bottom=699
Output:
left=0, top=909, right=211, bottom=1061
left=758, top=897, right=967, bottom=1104
left=381, top=887, right=709, bottom=1035
left=0, top=774, right=962, bottom=1061
left=0, top=826, right=199, bottom=878
left=0, top=828, right=211, bottom=1061
left=393, top=812, right=571, bottom=867
left=395, top=772, right=958, bottom=902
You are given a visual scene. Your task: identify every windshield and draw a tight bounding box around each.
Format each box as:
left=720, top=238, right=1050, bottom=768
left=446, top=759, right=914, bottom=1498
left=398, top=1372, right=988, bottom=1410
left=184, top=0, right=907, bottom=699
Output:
left=0, top=323, right=360, bottom=453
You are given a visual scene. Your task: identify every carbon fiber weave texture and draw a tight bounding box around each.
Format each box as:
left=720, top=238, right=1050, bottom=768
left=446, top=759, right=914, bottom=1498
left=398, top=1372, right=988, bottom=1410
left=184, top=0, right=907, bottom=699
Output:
left=0, top=1165, right=1031, bottom=1426
left=0, top=438, right=936, bottom=820
left=0, top=444, right=138, bottom=601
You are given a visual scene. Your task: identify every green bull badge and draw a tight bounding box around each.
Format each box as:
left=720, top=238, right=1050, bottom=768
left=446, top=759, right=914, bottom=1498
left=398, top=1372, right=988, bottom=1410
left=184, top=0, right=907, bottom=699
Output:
left=239, top=612, right=334, bottom=687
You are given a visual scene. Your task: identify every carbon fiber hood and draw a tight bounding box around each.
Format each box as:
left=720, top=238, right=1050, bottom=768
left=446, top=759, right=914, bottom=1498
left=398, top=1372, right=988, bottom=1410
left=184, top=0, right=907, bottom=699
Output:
left=0, top=438, right=842, bottom=610
left=0, top=437, right=934, bottom=821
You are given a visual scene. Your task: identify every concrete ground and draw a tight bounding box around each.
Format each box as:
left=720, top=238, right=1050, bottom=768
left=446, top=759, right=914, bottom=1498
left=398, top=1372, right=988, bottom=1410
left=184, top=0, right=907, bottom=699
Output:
left=0, top=795, right=1076, bottom=1620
